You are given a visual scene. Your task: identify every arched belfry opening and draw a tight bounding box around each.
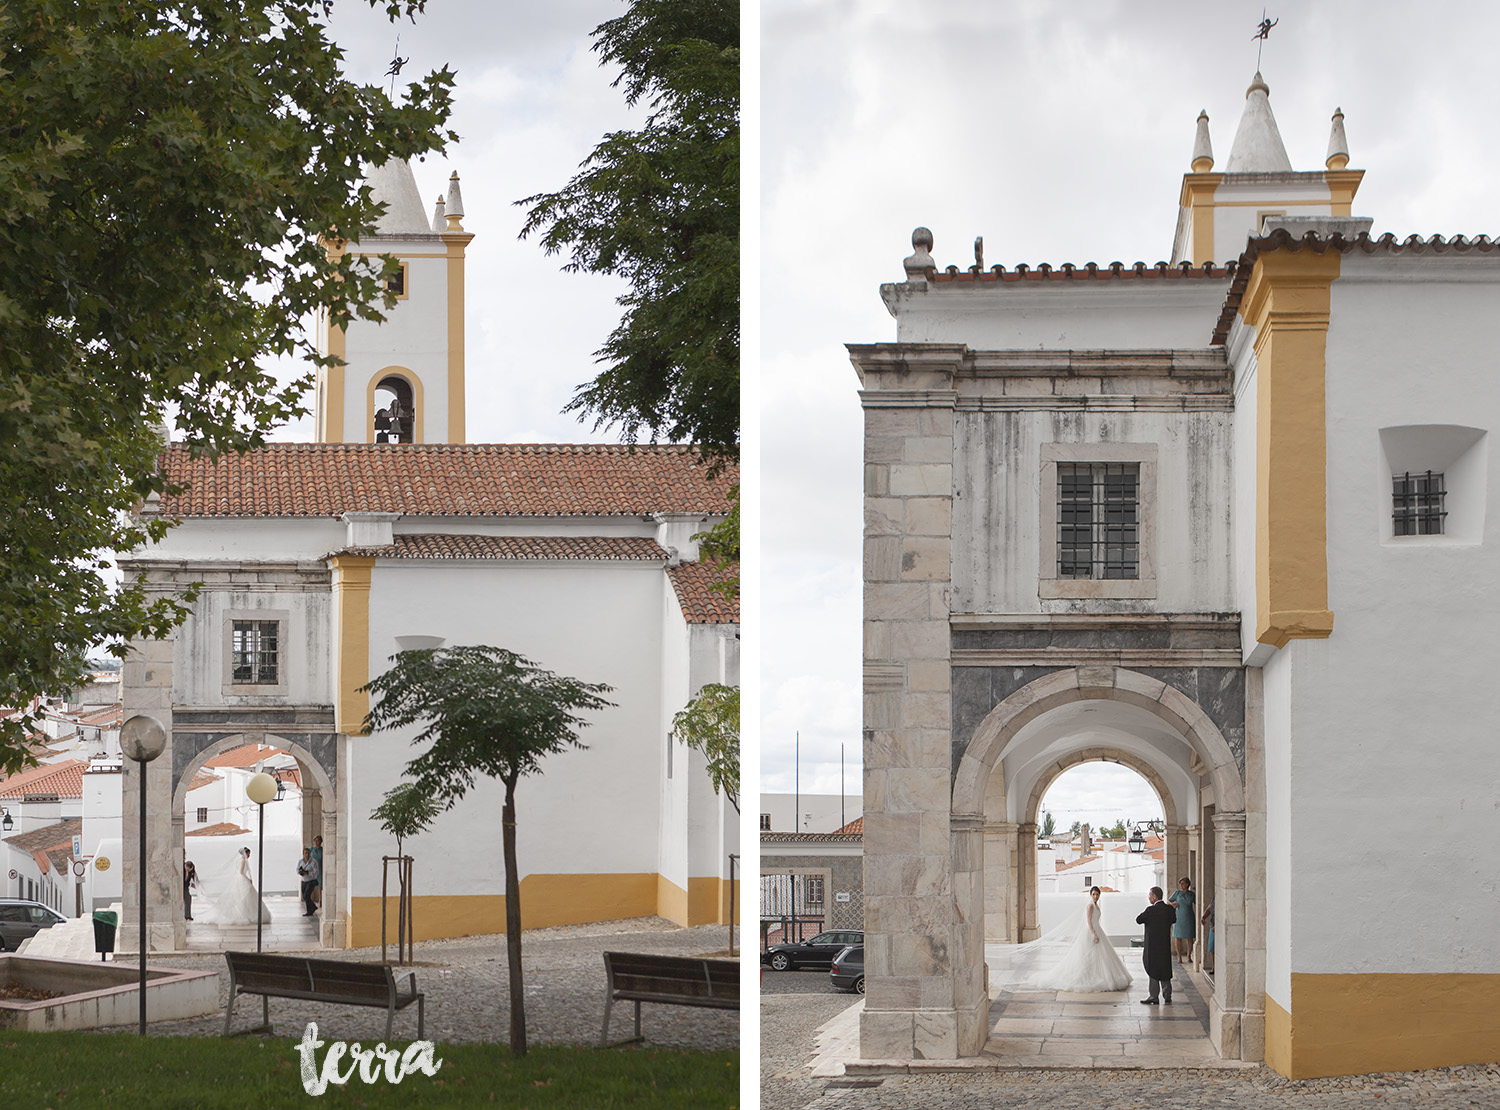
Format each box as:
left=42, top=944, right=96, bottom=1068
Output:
left=373, top=374, right=416, bottom=444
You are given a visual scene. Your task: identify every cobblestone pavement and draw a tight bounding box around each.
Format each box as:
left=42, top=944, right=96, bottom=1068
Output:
left=761, top=976, right=1500, bottom=1109
left=118, top=916, right=738, bottom=1051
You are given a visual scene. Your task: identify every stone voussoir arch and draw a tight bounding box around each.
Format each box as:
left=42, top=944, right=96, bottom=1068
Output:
left=953, top=665, right=1244, bottom=818
left=172, top=732, right=336, bottom=814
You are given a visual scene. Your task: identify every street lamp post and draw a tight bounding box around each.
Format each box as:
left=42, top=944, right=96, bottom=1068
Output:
left=120, top=713, right=167, bottom=1037
left=245, top=771, right=278, bottom=1033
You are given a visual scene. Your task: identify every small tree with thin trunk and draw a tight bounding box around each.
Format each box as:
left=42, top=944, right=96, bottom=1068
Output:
left=360, top=646, right=613, bottom=1056
left=671, top=682, right=739, bottom=812
left=370, top=782, right=440, bottom=964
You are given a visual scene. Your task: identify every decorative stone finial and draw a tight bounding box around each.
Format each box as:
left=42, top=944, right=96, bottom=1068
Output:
left=1225, top=70, right=1292, bottom=173
left=431, top=195, right=446, bottom=233
left=444, top=171, right=465, bottom=231
left=1325, top=107, right=1349, bottom=171
left=1191, top=109, right=1214, bottom=173
left=1247, top=71, right=1270, bottom=99
left=974, top=236, right=984, bottom=270
left=904, top=227, right=935, bottom=279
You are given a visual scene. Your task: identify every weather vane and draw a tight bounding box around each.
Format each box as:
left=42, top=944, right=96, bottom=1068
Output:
left=1253, top=12, right=1278, bottom=69
left=386, top=34, right=409, bottom=97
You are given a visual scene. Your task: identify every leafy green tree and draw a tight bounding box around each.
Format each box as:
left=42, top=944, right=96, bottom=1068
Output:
left=1069, top=820, right=1082, bottom=837
left=0, top=0, right=455, bottom=771
left=1040, top=811, right=1056, bottom=838
left=518, top=0, right=739, bottom=463
left=1101, top=819, right=1128, bottom=840
left=361, top=646, right=614, bottom=1056
left=370, top=782, right=441, bottom=964
left=671, top=682, right=738, bottom=812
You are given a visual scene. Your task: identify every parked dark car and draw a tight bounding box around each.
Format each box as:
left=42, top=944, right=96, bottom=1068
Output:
left=830, top=945, right=864, bottom=993
left=0, top=900, right=67, bottom=951
left=762, top=929, right=863, bottom=971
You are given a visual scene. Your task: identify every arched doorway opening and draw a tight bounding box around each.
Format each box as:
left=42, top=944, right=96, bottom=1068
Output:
left=373, top=373, right=416, bottom=444
left=171, top=733, right=340, bottom=950
left=954, top=666, right=1247, bottom=1059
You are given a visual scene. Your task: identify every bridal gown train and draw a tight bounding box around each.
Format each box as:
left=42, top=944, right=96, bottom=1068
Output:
left=1038, top=901, right=1132, bottom=992
left=199, top=854, right=271, bottom=925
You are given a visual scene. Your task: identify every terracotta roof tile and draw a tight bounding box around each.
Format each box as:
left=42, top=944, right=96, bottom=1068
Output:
left=156, top=443, right=736, bottom=519
left=930, top=260, right=1236, bottom=283
left=834, top=816, right=862, bottom=835
left=0, top=759, right=87, bottom=799
left=1, top=818, right=81, bottom=854
left=1055, top=853, right=1100, bottom=872
left=186, top=770, right=220, bottom=793
left=186, top=822, right=252, bottom=837
left=666, top=561, right=739, bottom=624
left=339, top=534, right=668, bottom=561
left=203, top=745, right=286, bottom=770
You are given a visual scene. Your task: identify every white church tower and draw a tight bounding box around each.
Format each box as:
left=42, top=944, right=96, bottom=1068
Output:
left=314, top=159, right=472, bottom=444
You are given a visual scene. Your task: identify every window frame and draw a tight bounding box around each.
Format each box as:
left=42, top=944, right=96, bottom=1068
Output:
left=1039, top=442, right=1158, bottom=599
left=1392, top=470, right=1447, bottom=537
left=221, top=610, right=290, bottom=696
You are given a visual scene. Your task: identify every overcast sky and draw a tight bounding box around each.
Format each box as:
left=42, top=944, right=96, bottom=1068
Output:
left=758, top=0, right=1500, bottom=828
left=273, top=0, right=644, bottom=444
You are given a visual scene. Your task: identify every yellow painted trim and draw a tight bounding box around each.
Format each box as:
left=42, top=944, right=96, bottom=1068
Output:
left=1266, top=992, right=1292, bottom=1077
left=1178, top=173, right=1222, bottom=265
left=322, top=322, right=346, bottom=444
left=1241, top=248, right=1340, bottom=648
left=1324, top=170, right=1364, bottom=218
left=347, top=873, right=660, bottom=948
left=365, top=366, right=426, bottom=445
left=657, top=873, right=689, bottom=926
left=1268, top=974, right=1500, bottom=1080
left=441, top=232, right=473, bottom=444
left=330, top=555, right=375, bottom=734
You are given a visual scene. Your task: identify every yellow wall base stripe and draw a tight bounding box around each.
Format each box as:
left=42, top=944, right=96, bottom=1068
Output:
left=1267, top=974, right=1500, bottom=1079
left=347, top=873, right=737, bottom=948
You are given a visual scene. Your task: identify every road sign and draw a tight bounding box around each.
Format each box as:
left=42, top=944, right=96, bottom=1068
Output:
left=72, top=860, right=87, bottom=878
left=72, top=835, right=82, bottom=858
left=95, top=857, right=111, bottom=872
left=6, top=869, right=14, bottom=881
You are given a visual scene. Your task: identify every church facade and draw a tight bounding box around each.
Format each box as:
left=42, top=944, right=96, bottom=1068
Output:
left=118, top=159, right=738, bottom=953
left=854, top=74, right=1499, bottom=1078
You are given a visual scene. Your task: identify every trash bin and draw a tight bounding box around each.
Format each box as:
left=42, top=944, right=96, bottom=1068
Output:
left=92, top=910, right=118, bottom=960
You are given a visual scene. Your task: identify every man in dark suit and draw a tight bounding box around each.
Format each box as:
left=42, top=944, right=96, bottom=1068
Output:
left=1137, top=886, right=1177, bottom=1004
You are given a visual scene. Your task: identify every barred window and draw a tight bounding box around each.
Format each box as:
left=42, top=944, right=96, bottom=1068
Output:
left=759, top=813, right=772, bottom=831
left=231, top=621, right=279, bottom=685
left=1058, top=463, right=1140, bottom=579
left=1393, top=471, right=1445, bottom=536
left=196, top=807, right=208, bottom=823
left=805, top=876, right=825, bottom=906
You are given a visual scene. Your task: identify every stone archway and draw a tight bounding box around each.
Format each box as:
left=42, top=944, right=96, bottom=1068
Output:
left=170, top=732, right=342, bottom=950
left=952, top=666, right=1249, bottom=1060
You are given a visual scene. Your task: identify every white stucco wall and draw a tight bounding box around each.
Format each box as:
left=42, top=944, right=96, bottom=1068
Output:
left=349, top=557, right=669, bottom=902
left=953, top=409, right=1235, bottom=614
left=657, top=577, right=692, bottom=893
left=1283, top=255, right=1500, bottom=976
left=171, top=585, right=332, bottom=708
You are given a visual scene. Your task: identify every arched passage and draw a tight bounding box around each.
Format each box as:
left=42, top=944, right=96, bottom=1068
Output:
left=170, top=733, right=341, bottom=950
left=952, top=666, right=1248, bottom=1061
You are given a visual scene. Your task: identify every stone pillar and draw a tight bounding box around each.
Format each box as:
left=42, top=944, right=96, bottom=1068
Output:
left=858, top=373, right=960, bottom=1060
left=119, top=634, right=177, bottom=955
left=1017, top=823, right=1039, bottom=940
left=1211, top=811, right=1248, bottom=1059
left=1164, top=824, right=1190, bottom=893
left=1240, top=667, right=1268, bottom=1061
left=983, top=821, right=1018, bottom=942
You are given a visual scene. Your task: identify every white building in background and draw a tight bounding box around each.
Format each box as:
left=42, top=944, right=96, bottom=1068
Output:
left=117, top=159, right=739, bottom=953
left=759, top=791, right=863, bottom=834
left=855, top=69, right=1500, bottom=1079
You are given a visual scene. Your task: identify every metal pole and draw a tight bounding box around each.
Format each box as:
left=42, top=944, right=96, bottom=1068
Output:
left=257, top=801, right=268, bottom=1031
left=841, top=742, right=845, bottom=831
left=727, top=853, right=738, bottom=956
left=794, top=731, right=799, bottom=833
left=138, top=761, right=146, bottom=1036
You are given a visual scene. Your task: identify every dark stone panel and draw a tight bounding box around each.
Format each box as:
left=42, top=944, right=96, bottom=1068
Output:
left=169, top=711, right=339, bottom=799
left=952, top=628, right=1051, bottom=651
left=950, top=666, right=1066, bottom=782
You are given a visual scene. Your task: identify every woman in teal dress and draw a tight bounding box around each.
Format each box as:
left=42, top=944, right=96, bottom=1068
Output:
left=1167, top=877, right=1196, bottom=965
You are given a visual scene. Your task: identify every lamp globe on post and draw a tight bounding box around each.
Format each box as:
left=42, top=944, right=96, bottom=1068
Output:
left=120, top=713, right=167, bottom=1037
left=245, top=772, right=278, bottom=956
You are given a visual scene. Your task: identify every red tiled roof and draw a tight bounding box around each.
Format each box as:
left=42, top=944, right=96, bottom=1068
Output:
left=203, top=745, right=286, bottom=770
left=339, top=534, right=668, bottom=561
left=155, top=443, right=736, bottom=519
left=834, top=816, right=863, bottom=835
left=77, top=704, right=123, bottom=726
left=1, top=818, right=81, bottom=854
left=187, top=822, right=251, bottom=837
left=666, top=561, right=739, bottom=624
left=1055, top=854, right=1100, bottom=872
left=930, top=259, right=1236, bottom=283
left=186, top=770, right=220, bottom=793
left=0, top=759, right=87, bottom=799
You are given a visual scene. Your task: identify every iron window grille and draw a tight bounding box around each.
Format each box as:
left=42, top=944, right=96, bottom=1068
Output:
left=196, top=807, right=208, bottom=823
left=1058, top=463, right=1140, bottom=579
left=759, top=813, right=772, bottom=831
left=805, top=876, right=825, bottom=906
left=231, top=620, right=279, bottom=685
left=1393, top=471, right=1446, bottom=536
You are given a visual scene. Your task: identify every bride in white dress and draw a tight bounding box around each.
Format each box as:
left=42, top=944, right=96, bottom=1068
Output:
left=198, top=847, right=271, bottom=925
left=1037, top=886, right=1132, bottom=992
left=987, top=885, right=1133, bottom=994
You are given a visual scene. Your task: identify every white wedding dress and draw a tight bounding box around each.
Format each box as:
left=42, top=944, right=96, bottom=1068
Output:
left=1037, top=900, right=1132, bottom=992
left=986, top=896, right=1133, bottom=994
left=198, top=852, right=271, bottom=925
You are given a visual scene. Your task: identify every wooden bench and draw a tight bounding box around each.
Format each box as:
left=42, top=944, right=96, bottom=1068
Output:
left=599, top=951, right=738, bottom=1047
left=223, top=951, right=424, bottom=1039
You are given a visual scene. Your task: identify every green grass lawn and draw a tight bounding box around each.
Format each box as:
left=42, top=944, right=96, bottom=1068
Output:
left=0, top=1031, right=738, bottom=1108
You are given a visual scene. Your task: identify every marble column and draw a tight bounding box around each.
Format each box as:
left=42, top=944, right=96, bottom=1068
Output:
left=982, top=820, right=1018, bottom=942
left=1017, top=823, right=1039, bottom=941
left=1211, top=811, right=1248, bottom=1059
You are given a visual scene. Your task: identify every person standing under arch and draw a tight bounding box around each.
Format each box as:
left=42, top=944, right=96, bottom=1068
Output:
left=1168, top=877, right=1196, bottom=965
left=1137, top=887, right=1176, bottom=1005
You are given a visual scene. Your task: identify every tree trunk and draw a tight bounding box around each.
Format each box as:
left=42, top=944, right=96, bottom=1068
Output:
left=502, top=774, right=526, bottom=1055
